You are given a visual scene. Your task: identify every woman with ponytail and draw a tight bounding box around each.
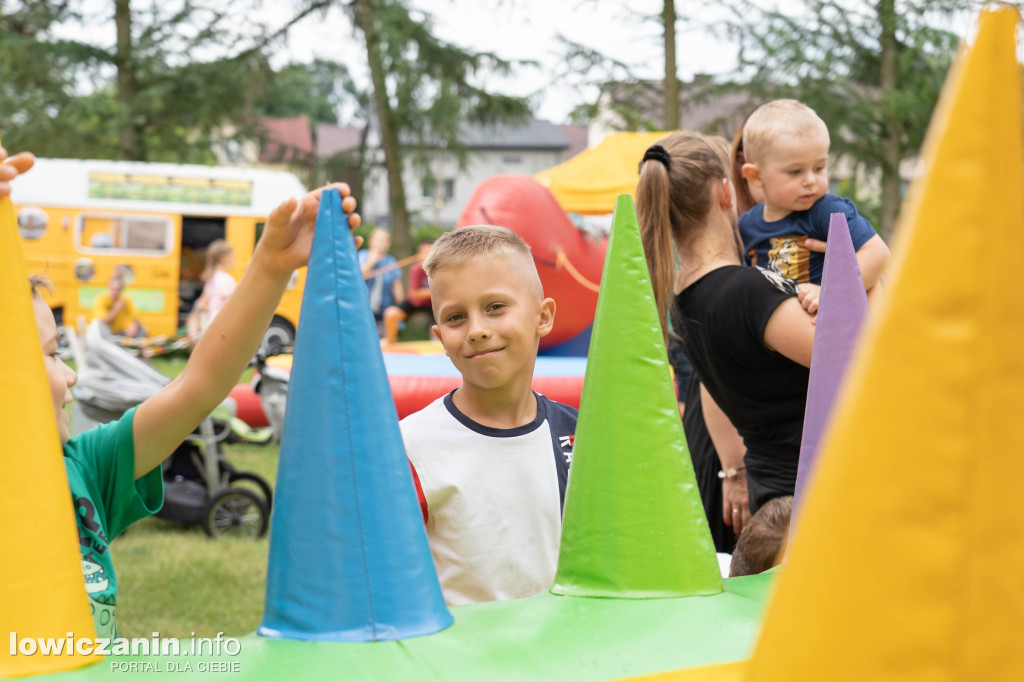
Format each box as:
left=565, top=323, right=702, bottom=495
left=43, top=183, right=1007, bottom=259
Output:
left=637, top=132, right=815, bottom=530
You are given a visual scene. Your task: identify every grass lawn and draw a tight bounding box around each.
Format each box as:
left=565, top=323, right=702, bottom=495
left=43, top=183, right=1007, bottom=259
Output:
left=78, top=352, right=277, bottom=638
left=95, top=322, right=432, bottom=639
left=113, top=442, right=278, bottom=639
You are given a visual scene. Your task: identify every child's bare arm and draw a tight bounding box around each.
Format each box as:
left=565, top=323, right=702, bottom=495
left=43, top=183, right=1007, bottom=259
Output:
left=805, top=233, right=891, bottom=291
left=131, top=184, right=358, bottom=478
left=852, top=234, right=891, bottom=290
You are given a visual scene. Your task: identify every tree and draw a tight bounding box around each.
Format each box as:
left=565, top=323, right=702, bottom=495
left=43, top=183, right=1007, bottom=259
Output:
left=255, top=59, right=364, bottom=126
left=663, top=0, right=679, bottom=130
left=0, top=0, right=325, bottom=161
left=722, top=0, right=971, bottom=237
left=340, top=0, right=531, bottom=258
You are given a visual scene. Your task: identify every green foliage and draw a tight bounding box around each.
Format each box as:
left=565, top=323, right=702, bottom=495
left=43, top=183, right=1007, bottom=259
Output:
left=255, top=59, right=366, bottom=125
left=718, top=0, right=970, bottom=234
left=341, top=0, right=532, bottom=258
left=722, top=0, right=963, bottom=164
left=355, top=0, right=531, bottom=164
left=0, top=0, right=286, bottom=160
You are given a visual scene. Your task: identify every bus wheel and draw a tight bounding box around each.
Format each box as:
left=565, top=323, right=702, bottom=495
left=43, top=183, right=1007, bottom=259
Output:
left=260, top=317, right=294, bottom=355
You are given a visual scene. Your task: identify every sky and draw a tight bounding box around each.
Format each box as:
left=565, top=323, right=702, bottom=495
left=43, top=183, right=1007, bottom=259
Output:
left=275, top=0, right=772, bottom=124
left=275, top=0, right=981, bottom=125
left=65, top=1, right=981, bottom=126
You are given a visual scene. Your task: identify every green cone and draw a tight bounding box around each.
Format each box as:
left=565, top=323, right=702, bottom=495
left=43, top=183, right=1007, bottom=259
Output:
left=551, top=194, right=723, bottom=598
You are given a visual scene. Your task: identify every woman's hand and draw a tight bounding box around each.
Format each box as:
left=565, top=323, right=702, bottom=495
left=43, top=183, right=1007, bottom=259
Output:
left=722, top=473, right=750, bottom=535
left=257, top=183, right=361, bottom=276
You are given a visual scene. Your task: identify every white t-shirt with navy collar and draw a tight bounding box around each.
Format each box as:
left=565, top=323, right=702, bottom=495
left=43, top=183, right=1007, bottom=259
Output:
left=400, top=390, right=576, bottom=605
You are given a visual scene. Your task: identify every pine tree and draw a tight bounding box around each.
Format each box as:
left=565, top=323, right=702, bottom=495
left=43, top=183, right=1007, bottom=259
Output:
left=723, top=0, right=970, bottom=237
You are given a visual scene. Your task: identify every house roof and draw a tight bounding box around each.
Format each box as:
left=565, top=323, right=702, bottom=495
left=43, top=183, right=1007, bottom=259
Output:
left=599, top=77, right=756, bottom=137
left=558, top=124, right=589, bottom=159
left=458, top=117, right=570, bottom=150
left=258, top=115, right=313, bottom=163
left=316, top=123, right=364, bottom=158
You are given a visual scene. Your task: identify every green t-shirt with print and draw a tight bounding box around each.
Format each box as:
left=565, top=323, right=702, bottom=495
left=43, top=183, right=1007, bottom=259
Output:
left=63, top=407, right=163, bottom=638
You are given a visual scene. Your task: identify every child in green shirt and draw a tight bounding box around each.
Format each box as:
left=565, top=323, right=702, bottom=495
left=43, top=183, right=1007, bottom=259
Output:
left=23, top=157, right=360, bottom=636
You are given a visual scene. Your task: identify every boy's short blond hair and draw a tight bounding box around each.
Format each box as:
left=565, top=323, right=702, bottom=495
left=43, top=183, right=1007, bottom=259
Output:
left=424, top=225, right=542, bottom=299
left=742, top=99, right=830, bottom=165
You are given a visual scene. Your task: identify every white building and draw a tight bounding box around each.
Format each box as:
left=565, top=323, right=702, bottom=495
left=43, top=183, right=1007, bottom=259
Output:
left=317, top=117, right=582, bottom=227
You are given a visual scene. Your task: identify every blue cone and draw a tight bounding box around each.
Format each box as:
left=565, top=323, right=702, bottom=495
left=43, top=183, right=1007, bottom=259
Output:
left=259, top=190, right=453, bottom=641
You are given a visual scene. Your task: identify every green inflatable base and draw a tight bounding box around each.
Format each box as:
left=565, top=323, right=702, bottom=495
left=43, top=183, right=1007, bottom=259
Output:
left=35, top=572, right=772, bottom=681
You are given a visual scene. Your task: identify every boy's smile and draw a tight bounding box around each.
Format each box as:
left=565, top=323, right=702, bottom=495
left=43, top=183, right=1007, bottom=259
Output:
left=430, top=257, right=554, bottom=396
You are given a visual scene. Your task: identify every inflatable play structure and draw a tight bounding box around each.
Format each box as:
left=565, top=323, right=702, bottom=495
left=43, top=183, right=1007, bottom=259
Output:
left=4, top=6, right=1023, bottom=679
left=230, top=172, right=606, bottom=425
left=535, top=130, right=672, bottom=216
left=457, top=173, right=608, bottom=355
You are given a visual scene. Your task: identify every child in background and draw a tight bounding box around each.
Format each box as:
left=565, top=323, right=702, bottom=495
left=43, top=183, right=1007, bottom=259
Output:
left=25, top=169, right=359, bottom=637
left=739, top=99, right=891, bottom=313
left=729, top=495, right=792, bottom=577
left=382, top=238, right=435, bottom=347
left=359, top=227, right=405, bottom=332
left=201, top=239, right=237, bottom=321
left=92, top=274, right=146, bottom=338
left=399, top=225, right=576, bottom=605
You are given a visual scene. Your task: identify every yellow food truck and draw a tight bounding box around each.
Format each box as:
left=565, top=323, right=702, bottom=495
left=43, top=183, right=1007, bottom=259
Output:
left=12, top=158, right=308, bottom=347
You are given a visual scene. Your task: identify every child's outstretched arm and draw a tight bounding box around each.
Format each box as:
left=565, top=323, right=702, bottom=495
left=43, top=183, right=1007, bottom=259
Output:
left=132, top=184, right=359, bottom=478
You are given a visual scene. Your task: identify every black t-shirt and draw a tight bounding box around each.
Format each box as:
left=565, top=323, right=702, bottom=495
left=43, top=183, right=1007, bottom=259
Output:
left=674, top=265, right=809, bottom=509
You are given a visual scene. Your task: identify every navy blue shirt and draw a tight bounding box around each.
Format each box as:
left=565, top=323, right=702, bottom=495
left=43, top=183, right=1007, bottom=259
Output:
left=739, top=193, right=877, bottom=285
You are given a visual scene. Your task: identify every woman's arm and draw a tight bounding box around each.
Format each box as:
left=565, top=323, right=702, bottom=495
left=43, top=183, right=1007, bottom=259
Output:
left=763, top=297, right=815, bottom=368
left=700, top=384, right=750, bottom=535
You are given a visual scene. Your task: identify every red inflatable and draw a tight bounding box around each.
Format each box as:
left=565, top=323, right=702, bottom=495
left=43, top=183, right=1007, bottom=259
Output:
left=456, top=175, right=607, bottom=349
left=229, top=380, right=268, bottom=427
left=229, top=355, right=588, bottom=427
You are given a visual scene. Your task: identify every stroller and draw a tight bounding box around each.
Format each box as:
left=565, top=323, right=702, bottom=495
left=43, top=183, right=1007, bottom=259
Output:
left=252, top=339, right=292, bottom=443
left=70, top=321, right=274, bottom=538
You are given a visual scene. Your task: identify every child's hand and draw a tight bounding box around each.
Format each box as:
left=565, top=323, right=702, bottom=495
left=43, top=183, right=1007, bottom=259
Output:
left=797, top=283, right=820, bottom=320
left=0, top=148, right=35, bottom=198
left=257, top=183, right=361, bottom=275
left=804, top=237, right=827, bottom=253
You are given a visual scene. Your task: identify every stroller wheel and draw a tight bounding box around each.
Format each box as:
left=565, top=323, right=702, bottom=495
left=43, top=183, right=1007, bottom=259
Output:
left=202, top=488, right=269, bottom=539
left=227, top=471, right=273, bottom=511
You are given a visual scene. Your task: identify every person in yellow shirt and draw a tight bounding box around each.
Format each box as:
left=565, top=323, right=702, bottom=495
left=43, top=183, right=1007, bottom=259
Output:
left=92, top=275, right=145, bottom=337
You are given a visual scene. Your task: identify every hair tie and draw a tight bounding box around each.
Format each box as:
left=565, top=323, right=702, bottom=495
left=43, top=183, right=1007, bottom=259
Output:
left=639, top=144, right=671, bottom=174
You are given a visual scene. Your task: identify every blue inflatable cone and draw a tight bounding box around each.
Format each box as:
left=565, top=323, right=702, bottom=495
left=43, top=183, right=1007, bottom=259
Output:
left=791, top=213, right=869, bottom=532
left=259, top=190, right=452, bottom=641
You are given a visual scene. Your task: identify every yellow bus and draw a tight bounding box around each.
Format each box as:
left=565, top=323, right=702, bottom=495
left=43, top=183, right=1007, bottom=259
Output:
left=12, top=158, right=308, bottom=347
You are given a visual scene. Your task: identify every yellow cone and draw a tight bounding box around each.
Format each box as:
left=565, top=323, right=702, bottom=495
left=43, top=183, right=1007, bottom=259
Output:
left=748, top=6, right=1024, bottom=680
left=0, top=148, right=97, bottom=678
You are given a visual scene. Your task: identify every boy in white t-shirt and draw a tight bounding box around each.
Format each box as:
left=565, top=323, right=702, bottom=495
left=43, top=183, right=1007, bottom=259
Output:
left=400, top=225, right=576, bottom=605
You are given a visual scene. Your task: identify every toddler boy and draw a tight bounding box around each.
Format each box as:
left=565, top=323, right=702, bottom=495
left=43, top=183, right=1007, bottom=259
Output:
left=739, top=99, right=890, bottom=309
left=399, top=225, right=576, bottom=605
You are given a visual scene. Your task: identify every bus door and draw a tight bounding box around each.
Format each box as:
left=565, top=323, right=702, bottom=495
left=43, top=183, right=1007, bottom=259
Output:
left=180, top=216, right=227, bottom=328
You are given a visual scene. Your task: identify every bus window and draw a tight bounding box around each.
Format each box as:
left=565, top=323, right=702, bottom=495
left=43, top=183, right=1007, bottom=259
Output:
left=76, top=214, right=173, bottom=255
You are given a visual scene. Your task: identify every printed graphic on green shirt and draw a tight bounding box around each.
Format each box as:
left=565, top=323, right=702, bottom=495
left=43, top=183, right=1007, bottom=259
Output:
left=76, top=494, right=117, bottom=638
